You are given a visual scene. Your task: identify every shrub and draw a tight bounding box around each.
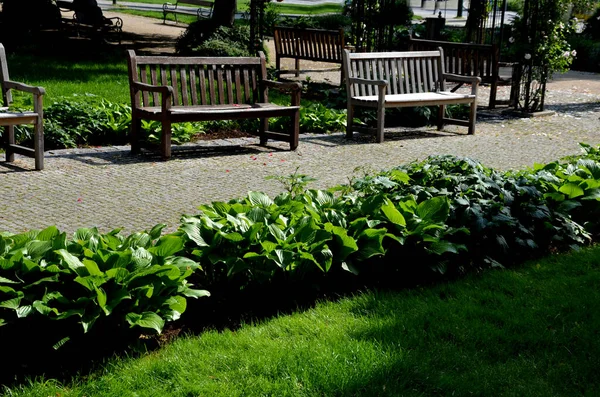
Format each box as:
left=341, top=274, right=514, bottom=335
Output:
left=176, top=24, right=266, bottom=58
left=0, top=225, right=209, bottom=346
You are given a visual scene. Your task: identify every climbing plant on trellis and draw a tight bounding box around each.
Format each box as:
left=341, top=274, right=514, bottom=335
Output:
left=508, top=0, right=576, bottom=112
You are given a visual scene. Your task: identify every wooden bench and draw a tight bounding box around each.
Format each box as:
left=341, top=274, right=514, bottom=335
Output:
left=273, top=26, right=349, bottom=83
left=1, top=44, right=45, bottom=171
left=126, top=50, right=302, bottom=159
left=56, top=0, right=123, bottom=44
left=162, top=0, right=213, bottom=24
left=408, top=37, right=515, bottom=109
left=343, top=48, right=480, bottom=143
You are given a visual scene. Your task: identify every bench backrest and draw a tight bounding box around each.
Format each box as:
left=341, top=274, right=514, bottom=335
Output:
left=408, top=38, right=499, bottom=81
left=273, top=26, right=345, bottom=63
left=127, top=51, right=268, bottom=107
left=0, top=44, right=13, bottom=105
left=343, top=49, right=446, bottom=97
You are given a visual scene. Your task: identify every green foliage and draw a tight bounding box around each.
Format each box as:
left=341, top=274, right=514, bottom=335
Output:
left=176, top=24, right=266, bottom=57
left=568, top=34, right=600, bottom=72
left=0, top=226, right=209, bottom=346
left=344, top=0, right=413, bottom=51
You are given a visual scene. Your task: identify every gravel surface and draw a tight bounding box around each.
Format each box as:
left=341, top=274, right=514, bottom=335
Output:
left=1, top=13, right=599, bottom=236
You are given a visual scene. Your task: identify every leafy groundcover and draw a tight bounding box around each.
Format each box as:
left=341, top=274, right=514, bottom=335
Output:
left=2, top=143, right=600, bottom=383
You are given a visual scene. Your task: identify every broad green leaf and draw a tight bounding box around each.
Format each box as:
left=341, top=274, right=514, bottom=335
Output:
left=95, top=286, right=107, bottom=308
left=131, top=247, right=153, bottom=269
left=26, top=240, right=52, bottom=259
left=126, top=311, right=165, bottom=334
left=248, top=191, right=274, bottom=207
left=341, top=261, right=359, bottom=275
left=0, top=295, right=23, bottom=309
left=166, top=295, right=187, bottom=315
left=83, top=259, right=103, bottom=276
left=221, top=231, right=244, bottom=242
left=582, top=188, right=600, bottom=200
left=182, top=287, right=210, bottom=298
left=324, top=223, right=358, bottom=260
left=32, top=301, right=59, bottom=316
left=106, top=268, right=130, bottom=283
left=268, top=224, right=286, bottom=242
left=148, top=236, right=184, bottom=257
left=381, top=199, right=406, bottom=226
left=104, top=289, right=131, bottom=315
left=543, top=192, right=565, bottom=201
left=148, top=224, right=166, bottom=240
left=17, top=305, right=33, bottom=318
left=74, top=275, right=108, bottom=291
left=247, top=207, right=270, bottom=223
left=55, top=249, right=86, bottom=274
left=0, top=276, right=18, bottom=284
left=428, top=241, right=463, bottom=255
left=272, top=249, right=294, bottom=269
left=417, top=196, right=450, bottom=223
left=180, top=223, right=209, bottom=247
left=37, top=226, right=60, bottom=241
left=558, top=183, right=584, bottom=199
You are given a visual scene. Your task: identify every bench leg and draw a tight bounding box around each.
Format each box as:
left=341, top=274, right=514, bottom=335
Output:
left=376, top=106, right=385, bottom=143
left=437, top=105, right=445, bottom=131
left=161, top=120, right=172, bottom=160
left=130, top=117, right=142, bottom=155
left=4, top=126, right=15, bottom=163
left=468, top=101, right=477, bottom=135
left=259, top=118, right=268, bottom=146
left=295, top=59, right=300, bottom=78
left=34, top=118, right=44, bottom=171
left=346, top=103, right=354, bottom=139
left=290, top=110, right=299, bottom=150
left=489, top=81, right=498, bottom=109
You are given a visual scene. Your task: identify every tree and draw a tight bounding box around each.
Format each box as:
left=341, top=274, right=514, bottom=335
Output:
left=211, top=0, right=237, bottom=28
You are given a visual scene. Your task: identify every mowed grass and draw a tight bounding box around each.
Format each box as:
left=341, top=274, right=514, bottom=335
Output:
left=7, top=53, right=130, bottom=104
left=114, top=0, right=344, bottom=15
left=5, top=246, right=600, bottom=396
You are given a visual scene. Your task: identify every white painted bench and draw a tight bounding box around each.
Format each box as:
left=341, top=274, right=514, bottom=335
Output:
left=343, top=49, right=481, bottom=142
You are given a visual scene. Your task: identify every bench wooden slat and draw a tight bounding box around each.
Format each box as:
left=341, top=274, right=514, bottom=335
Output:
left=190, top=67, right=198, bottom=105
left=170, top=66, right=179, bottom=105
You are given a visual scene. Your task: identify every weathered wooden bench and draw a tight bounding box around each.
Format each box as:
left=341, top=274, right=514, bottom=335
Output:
left=1, top=44, right=45, bottom=171
left=343, top=48, right=480, bottom=143
left=126, top=50, right=301, bottom=159
left=56, top=0, right=123, bottom=44
left=408, top=37, right=515, bottom=109
left=163, top=0, right=213, bottom=24
left=273, top=26, right=349, bottom=83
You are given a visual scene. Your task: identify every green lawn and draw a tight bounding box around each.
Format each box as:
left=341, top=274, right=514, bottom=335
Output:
left=113, top=0, right=344, bottom=15
left=7, top=53, right=130, bottom=104
left=5, top=246, right=600, bottom=396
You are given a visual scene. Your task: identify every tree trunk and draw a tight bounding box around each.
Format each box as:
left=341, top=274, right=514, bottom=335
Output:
left=211, top=0, right=237, bottom=28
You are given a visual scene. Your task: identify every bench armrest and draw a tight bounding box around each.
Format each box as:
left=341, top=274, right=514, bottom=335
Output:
left=131, top=81, right=174, bottom=111
left=262, top=79, right=302, bottom=106
left=3, top=80, right=46, bottom=96
left=262, top=79, right=302, bottom=92
left=348, top=77, right=388, bottom=87
left=132, top=81, right=174, bottom=95
left=443, top=73, right=481, bottom=95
